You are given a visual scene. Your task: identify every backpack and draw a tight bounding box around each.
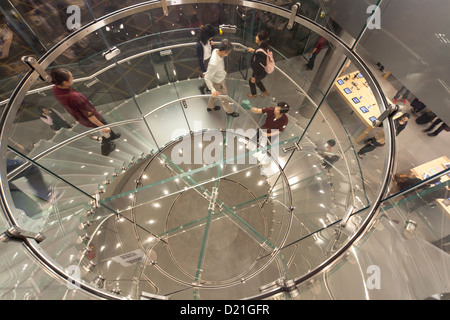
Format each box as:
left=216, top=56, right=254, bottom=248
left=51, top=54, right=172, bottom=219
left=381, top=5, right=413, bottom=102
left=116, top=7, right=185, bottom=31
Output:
left=255, top=48, right=275, bottom=74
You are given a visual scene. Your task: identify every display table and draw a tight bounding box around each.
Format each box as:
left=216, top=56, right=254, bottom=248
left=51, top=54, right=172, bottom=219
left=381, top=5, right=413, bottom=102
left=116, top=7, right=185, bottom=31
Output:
left=334, top=71, right=386, bottom=143
left=411, top=156, right=450, bottom=215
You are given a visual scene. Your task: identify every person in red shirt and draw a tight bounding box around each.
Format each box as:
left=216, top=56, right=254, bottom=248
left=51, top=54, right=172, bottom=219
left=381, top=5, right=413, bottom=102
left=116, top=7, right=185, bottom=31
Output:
left=250, top=102, right=290, bottom=148
left=50, top=68, right=121, bottom=142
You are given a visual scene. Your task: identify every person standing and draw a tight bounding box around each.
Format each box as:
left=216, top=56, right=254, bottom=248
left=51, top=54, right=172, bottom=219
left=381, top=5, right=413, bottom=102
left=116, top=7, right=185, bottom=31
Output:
left=196, top=24, right=215, bottom=94
left=247, top=30, right=270, bottom=98
left=39, top=106, right=72, bottom=132
left=204, top=39, right=239, bottom=117
left=50, top=68, right=121, bottom=154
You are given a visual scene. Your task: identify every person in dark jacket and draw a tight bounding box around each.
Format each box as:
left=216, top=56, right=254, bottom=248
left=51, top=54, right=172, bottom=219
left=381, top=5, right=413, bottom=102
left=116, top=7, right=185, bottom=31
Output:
left=247, top=30, right=270, bottom=98
left=196, top=24, right=216, bottom=94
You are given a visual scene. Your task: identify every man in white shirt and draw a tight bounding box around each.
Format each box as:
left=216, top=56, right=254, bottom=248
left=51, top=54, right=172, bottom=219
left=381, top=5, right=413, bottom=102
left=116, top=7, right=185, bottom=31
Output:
left=204, top=39, right=239, bottom=117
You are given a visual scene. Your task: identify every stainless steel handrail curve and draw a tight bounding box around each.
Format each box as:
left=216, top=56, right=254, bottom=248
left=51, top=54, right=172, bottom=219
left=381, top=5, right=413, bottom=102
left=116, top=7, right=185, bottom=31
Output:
left=0, top=0, right=395, bottom=300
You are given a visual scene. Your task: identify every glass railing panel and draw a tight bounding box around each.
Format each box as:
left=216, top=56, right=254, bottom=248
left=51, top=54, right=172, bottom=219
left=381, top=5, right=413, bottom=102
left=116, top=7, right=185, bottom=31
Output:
left=5, top=151, right=132, bottom=299
left=6, top=151, right=95, bottom=234
left=4, top=90, right=77, bottom=159
left=382, top=177, right=450, bottom=251
left=278, top=205, right=368, bottom=300
left=141, top=101, right=191, bottom=148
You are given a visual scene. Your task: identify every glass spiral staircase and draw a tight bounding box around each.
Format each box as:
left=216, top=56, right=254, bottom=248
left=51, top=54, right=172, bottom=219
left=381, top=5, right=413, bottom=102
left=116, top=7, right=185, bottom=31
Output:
left=0, top=0, right=448, bottom=300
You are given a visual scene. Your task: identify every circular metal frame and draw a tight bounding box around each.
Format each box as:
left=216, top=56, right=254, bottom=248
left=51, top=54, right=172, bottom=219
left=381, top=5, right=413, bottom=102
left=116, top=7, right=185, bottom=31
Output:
left=0, top=0, right=395, bottom=300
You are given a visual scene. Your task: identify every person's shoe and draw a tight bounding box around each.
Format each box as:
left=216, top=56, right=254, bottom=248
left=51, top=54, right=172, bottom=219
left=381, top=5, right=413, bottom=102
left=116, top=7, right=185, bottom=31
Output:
left=260, top=91, right=270, bottom=97
left=393, top=98, right=397, bottom=104
left=427, top=132, right=438, bottom=137
left=247, top=93, right=257, bottom=98
left=199, top=86, right=206, bottom=94
left=110, top=132, right=121, bottom=140
left=207, top=106, right=221, bottom=112
left=227, top=111, right=239, bottom=117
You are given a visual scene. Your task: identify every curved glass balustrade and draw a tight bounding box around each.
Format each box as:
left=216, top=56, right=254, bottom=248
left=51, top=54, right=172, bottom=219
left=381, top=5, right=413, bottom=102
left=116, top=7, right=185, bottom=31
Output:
left=0, top=0, right=448, bottom=300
